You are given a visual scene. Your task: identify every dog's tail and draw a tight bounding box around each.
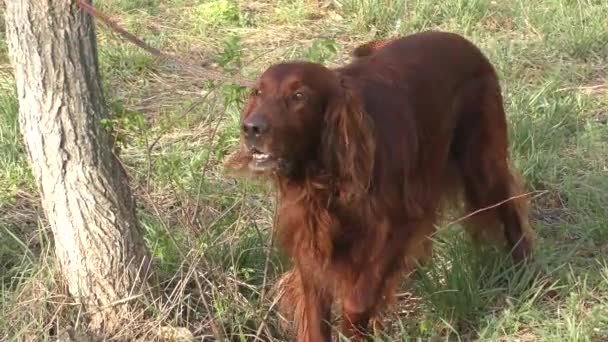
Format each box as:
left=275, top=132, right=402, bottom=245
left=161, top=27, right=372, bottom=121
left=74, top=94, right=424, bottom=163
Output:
left=351, top=39, right=392, bottom=60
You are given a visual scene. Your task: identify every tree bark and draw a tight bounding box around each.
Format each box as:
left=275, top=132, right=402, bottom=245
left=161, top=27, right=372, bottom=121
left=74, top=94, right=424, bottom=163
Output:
left=5, top=0, right=153, bottom=334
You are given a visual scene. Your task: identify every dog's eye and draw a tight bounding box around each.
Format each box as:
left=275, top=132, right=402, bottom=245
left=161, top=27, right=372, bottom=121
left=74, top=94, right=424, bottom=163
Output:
left=252, top=89, right=262, bottom=97
left=292, top=92, right=305, bottom=101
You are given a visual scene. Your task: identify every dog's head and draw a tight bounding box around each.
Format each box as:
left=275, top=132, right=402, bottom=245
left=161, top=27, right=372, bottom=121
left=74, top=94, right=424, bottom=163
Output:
left=228, top=62, right=375, bottom=196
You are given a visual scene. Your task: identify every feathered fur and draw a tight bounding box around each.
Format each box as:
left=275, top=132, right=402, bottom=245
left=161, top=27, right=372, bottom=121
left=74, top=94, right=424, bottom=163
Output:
left=225, top=31, right=534, bottom=341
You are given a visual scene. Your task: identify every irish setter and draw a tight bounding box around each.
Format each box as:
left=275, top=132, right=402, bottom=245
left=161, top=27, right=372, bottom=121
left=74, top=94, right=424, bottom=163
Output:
left=225, top=31, right=534, bottom=341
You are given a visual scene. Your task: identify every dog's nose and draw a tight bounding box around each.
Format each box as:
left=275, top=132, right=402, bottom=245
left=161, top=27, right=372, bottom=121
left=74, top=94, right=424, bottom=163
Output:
left=242, top=114, right=269, bottom=138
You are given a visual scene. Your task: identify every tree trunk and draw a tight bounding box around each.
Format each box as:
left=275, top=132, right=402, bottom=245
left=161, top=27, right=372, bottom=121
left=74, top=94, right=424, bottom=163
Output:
left=5, top=0, right=154, bottom=334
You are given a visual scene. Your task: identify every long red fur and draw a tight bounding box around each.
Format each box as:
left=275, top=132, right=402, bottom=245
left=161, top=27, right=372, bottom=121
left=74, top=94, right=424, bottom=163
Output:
left=225, top=31, right=535, bottom=341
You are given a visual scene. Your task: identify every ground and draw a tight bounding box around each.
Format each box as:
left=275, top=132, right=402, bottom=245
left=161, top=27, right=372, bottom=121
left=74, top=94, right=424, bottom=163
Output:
left=1, top=0, right=607, bottom=340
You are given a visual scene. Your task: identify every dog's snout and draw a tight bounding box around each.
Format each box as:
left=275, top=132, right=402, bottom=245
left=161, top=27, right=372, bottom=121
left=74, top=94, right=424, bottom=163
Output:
left=242, top=113, right=269, bottom=138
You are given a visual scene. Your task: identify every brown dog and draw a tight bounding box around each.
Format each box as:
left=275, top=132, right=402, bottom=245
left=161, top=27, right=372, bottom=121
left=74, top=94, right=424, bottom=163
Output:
left=225, top=31, right=534, bottom=341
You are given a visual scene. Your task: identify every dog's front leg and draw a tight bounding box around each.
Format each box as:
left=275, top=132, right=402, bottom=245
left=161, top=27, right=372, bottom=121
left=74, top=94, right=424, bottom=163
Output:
left=340, top=218, right=435, bottom=340
left=296, top=266, right=333, bottom=342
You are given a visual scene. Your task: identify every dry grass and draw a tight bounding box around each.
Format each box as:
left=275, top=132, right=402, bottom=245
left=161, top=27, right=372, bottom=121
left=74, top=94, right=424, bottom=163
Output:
left=1, top=0, right=608, bottom=340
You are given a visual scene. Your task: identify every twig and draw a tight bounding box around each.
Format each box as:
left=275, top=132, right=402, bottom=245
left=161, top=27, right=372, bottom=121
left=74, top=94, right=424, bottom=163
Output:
left=445, top=190, right=548, bottom=227
left=556, top=84, right=606, bottom=92
left=259, top=195, right=278, bottom=305
left=254, top=193, right=279, bottom=339
left=255, top=287, right=284, bottom=340
left=190, top=101, right=225, bottom=225
left=192, top=268, right=226, bottom=340
left=143, top=129, right=153, bottom=193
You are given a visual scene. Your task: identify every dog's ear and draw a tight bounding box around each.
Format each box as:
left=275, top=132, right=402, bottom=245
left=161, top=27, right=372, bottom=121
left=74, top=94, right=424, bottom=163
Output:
left=321, top=76, right=376, bottom=200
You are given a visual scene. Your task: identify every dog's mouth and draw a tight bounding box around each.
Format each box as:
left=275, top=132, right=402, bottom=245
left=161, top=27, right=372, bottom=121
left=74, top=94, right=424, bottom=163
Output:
left=248, top=147, right=280, bottom=172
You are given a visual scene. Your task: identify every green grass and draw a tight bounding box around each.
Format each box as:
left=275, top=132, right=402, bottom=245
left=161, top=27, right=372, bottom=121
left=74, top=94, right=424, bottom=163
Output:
left=1, top=0, right=608, bottom=340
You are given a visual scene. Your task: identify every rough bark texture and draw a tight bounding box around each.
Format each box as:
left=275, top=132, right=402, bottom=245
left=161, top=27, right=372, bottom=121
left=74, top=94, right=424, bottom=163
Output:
left=6, top=0, right=153, bottom=334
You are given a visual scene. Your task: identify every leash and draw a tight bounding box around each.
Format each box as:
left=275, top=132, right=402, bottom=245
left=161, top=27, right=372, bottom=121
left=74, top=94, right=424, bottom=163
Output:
left=76, top=0, right=256, bottom=88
